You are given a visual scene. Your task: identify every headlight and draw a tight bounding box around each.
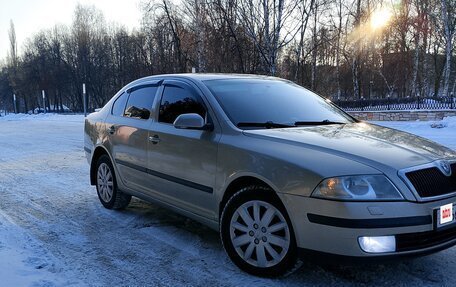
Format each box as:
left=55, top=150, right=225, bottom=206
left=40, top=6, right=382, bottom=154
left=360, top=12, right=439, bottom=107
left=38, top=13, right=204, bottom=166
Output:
left=311, top=175, right=403, bottom=201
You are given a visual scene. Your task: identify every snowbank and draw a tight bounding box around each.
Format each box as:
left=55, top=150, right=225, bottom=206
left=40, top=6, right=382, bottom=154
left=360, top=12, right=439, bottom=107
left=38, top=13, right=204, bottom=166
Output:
left=0, top=113, right=84, bottom=122
left=372, top=116, right=456, bottom=150
left=436, top=116, right=456, bottom=129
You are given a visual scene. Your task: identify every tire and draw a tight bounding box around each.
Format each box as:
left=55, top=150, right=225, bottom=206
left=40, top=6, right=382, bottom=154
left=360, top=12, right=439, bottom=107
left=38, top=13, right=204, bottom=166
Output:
left=95, top=154, right=131, bottom=210
left=220, top=185, right=298, bottom=277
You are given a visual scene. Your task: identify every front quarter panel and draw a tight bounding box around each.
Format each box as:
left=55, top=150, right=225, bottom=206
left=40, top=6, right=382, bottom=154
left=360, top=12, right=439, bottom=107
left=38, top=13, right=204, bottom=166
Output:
left=215, top=132, right=384, bottom=211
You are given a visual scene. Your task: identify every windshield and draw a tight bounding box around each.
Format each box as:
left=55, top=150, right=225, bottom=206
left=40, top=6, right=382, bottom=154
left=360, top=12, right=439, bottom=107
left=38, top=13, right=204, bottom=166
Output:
left=204, top=78, right=354, bottom=129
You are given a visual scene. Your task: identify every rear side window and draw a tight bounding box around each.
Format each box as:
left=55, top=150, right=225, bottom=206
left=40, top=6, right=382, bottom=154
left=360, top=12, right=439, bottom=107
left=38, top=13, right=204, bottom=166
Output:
left=124, top=86, right=158, bottom=119
left=158, top=86, right=206, bottom=124
left=111, top=92, right=128, bottom=117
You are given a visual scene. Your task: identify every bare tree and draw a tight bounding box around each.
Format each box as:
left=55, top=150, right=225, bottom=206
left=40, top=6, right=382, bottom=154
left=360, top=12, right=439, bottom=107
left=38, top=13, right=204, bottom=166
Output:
left=293, top=0, right=314, bottom=82
left=1, top=0, right=456, bottom=113
left=8, top=20, right=21, bottom=111
left=238, top=0, right=300, bottom=75
left=351, top=0, right=362, bottom=99
left=181, top=0, right=207, bottom=72
left=438, top=0, right=455, bottom=97
left=8, top=20, right=18, bottom=69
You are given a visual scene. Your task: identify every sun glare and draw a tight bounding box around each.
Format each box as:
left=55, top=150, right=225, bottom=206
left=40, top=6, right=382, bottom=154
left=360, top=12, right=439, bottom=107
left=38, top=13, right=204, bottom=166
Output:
left=370, top=7, right=392, bottom=30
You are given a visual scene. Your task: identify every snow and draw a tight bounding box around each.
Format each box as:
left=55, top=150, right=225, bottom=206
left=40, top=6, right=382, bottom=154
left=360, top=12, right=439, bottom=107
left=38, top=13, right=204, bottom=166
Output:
left=372, top=116, right=456, bottom=150
left=0, top=113, right=455, bottom=286
left=0, top=211, right=79, bottom=286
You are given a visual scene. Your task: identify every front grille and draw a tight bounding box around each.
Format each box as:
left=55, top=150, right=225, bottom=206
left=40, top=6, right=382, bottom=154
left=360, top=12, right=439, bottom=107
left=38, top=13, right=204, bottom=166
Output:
left=396, top=225, right=456, bottom=252
left=405, top=163, right=456, bottom=198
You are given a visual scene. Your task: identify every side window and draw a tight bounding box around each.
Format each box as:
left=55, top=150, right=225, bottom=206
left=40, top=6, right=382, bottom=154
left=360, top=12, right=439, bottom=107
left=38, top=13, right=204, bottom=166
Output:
left=111, top=92, right=128, bottom=117
left=124, top=86, right=158, bottom=119
left=158, top=86, right=207, bottom=124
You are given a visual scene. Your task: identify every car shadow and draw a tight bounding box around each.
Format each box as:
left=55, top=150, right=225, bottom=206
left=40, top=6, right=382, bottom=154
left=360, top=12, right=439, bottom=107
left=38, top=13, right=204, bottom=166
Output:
left=115, top=197, right=454, bottom=286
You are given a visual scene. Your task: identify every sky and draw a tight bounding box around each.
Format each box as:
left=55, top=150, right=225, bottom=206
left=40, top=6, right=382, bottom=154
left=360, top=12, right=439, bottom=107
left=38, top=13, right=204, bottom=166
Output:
left=0, top=0, right=142, bottom=60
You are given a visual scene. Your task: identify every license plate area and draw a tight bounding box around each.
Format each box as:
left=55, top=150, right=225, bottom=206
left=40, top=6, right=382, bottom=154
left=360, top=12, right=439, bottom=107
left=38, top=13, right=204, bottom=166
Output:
left=435, top=203, right=456, bottom=229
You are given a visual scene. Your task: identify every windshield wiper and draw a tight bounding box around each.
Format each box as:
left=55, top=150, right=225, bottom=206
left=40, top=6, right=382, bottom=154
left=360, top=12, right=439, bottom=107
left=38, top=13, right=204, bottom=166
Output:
left=294, top=119, right=347, bottom=126
left=237, top=121, right=296, bottom=129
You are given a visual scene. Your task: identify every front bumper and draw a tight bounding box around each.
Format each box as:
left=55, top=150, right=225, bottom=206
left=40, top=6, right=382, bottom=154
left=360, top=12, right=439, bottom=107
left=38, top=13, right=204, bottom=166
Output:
left=297, top=236, right=456, bottom=264
left=280, top=193, right=456, bottom=258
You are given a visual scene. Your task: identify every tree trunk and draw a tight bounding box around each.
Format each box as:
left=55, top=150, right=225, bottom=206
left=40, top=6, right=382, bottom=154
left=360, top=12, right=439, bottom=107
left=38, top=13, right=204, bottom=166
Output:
left=335, top=0, right=342, bottom=99
left=263, top=0, right=271, bottom=74
left=352, top=0, right=361, bottom=99
left=195, top=0, right=206, bottom=72
left=311, top=2, right=317, bottom=90
left=410, top=32, right=420, bottom=97
left=352, top=58, right=360, bottom=99
left=293, top=0, right=313, bottom=83
left=422, top=10, right=430, bottom=97
left=439, top=0, right=453, bottom=97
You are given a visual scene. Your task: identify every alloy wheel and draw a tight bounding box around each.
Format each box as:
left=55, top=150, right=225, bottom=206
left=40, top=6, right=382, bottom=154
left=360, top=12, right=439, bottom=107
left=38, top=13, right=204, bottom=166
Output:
left=229, top=200, right=290, bottom=268
left=97, top=162, right=114, bottom=202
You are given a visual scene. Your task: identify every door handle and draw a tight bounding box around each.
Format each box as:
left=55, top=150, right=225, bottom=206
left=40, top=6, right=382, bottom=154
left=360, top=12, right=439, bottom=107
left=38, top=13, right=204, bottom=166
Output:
left=149, top=135, right=161, bottom=144
left=108, top=125, right=116, bottom=134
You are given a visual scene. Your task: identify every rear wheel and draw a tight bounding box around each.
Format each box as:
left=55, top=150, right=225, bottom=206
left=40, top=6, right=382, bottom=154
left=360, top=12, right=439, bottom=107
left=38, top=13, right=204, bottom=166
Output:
left=220, top=186, right=298, bottom=277
left=95, top=154, right=131, bottom=209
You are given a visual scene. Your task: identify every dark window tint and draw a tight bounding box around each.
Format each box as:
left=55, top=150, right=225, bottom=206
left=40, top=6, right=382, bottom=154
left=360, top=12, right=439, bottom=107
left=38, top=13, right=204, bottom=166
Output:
left=111, top=92, right=128, bottom=117
left=159, top=86, right=206, bottom=124
left=124, top=86, right=158, bottom=119
left=204, top=79, right=353, bottom=128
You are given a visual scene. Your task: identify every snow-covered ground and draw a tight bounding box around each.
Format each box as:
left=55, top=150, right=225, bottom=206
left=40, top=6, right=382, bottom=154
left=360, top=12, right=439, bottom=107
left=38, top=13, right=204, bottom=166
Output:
left=0, top=113, right=455, bottom=287
left=372, top=116, right=456, bottom=150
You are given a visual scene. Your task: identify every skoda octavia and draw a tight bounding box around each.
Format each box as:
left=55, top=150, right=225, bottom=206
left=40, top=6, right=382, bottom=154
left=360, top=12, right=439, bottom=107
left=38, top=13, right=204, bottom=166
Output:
left=84, top=74, right=456, bottom=276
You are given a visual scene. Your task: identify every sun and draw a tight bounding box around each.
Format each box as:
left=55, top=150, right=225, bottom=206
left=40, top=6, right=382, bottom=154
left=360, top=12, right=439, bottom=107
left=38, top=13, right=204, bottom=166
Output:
left=370, top=7, right=392, bottom=30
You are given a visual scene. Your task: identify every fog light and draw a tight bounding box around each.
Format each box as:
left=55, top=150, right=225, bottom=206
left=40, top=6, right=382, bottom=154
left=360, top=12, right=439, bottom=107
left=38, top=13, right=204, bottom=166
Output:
left=358, top=236, right=396, bottom=253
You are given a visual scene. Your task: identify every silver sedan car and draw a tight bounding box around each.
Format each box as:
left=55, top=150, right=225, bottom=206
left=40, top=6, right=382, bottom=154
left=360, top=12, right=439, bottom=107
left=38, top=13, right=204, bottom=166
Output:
left=84, top=74, right=456, bottom=277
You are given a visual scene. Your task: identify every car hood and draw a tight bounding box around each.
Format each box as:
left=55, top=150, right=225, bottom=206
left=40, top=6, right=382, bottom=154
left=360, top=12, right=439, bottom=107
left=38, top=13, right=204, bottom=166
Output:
left=243, top=122, right=456, bottom=170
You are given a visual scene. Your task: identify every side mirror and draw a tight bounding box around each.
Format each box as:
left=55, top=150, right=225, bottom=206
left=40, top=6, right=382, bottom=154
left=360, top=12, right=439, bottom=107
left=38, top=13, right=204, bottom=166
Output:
left=173, top=113, right=213, bottom=131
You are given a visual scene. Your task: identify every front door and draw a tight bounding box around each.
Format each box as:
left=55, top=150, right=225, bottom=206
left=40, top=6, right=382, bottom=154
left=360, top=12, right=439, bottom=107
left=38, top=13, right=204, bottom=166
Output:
left=147, top=80, right=219, bottom=219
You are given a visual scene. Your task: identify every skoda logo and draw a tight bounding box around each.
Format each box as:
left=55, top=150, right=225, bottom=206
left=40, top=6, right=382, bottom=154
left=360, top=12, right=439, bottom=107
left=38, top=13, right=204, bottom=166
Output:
left=439, top=161, right=452, bottom=176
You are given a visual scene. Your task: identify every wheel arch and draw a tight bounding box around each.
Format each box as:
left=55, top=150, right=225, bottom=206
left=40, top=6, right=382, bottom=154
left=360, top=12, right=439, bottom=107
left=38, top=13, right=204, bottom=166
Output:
left=219, top=175, right=284, bottom=219
left=90, top=145, right=112, bottom=185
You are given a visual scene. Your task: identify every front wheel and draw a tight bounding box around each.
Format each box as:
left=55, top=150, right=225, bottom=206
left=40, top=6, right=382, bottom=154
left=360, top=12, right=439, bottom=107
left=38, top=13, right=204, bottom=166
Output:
left=220, top=186, right=298, bottom=277
left=95, top=154, right=131, bottom=209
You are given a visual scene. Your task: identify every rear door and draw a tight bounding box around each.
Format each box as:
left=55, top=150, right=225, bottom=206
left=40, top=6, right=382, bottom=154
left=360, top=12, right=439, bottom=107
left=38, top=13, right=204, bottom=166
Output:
left=147, top=79, right=220, bottom=219
left=107, top=81, right=160, bottom=192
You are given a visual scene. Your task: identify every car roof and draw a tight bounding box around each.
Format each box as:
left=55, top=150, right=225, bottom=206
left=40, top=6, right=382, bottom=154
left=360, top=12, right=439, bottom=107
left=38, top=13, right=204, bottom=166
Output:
left=131, top=73, right=285, bottom=84
left=120, top=73, right=292, bottom=94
